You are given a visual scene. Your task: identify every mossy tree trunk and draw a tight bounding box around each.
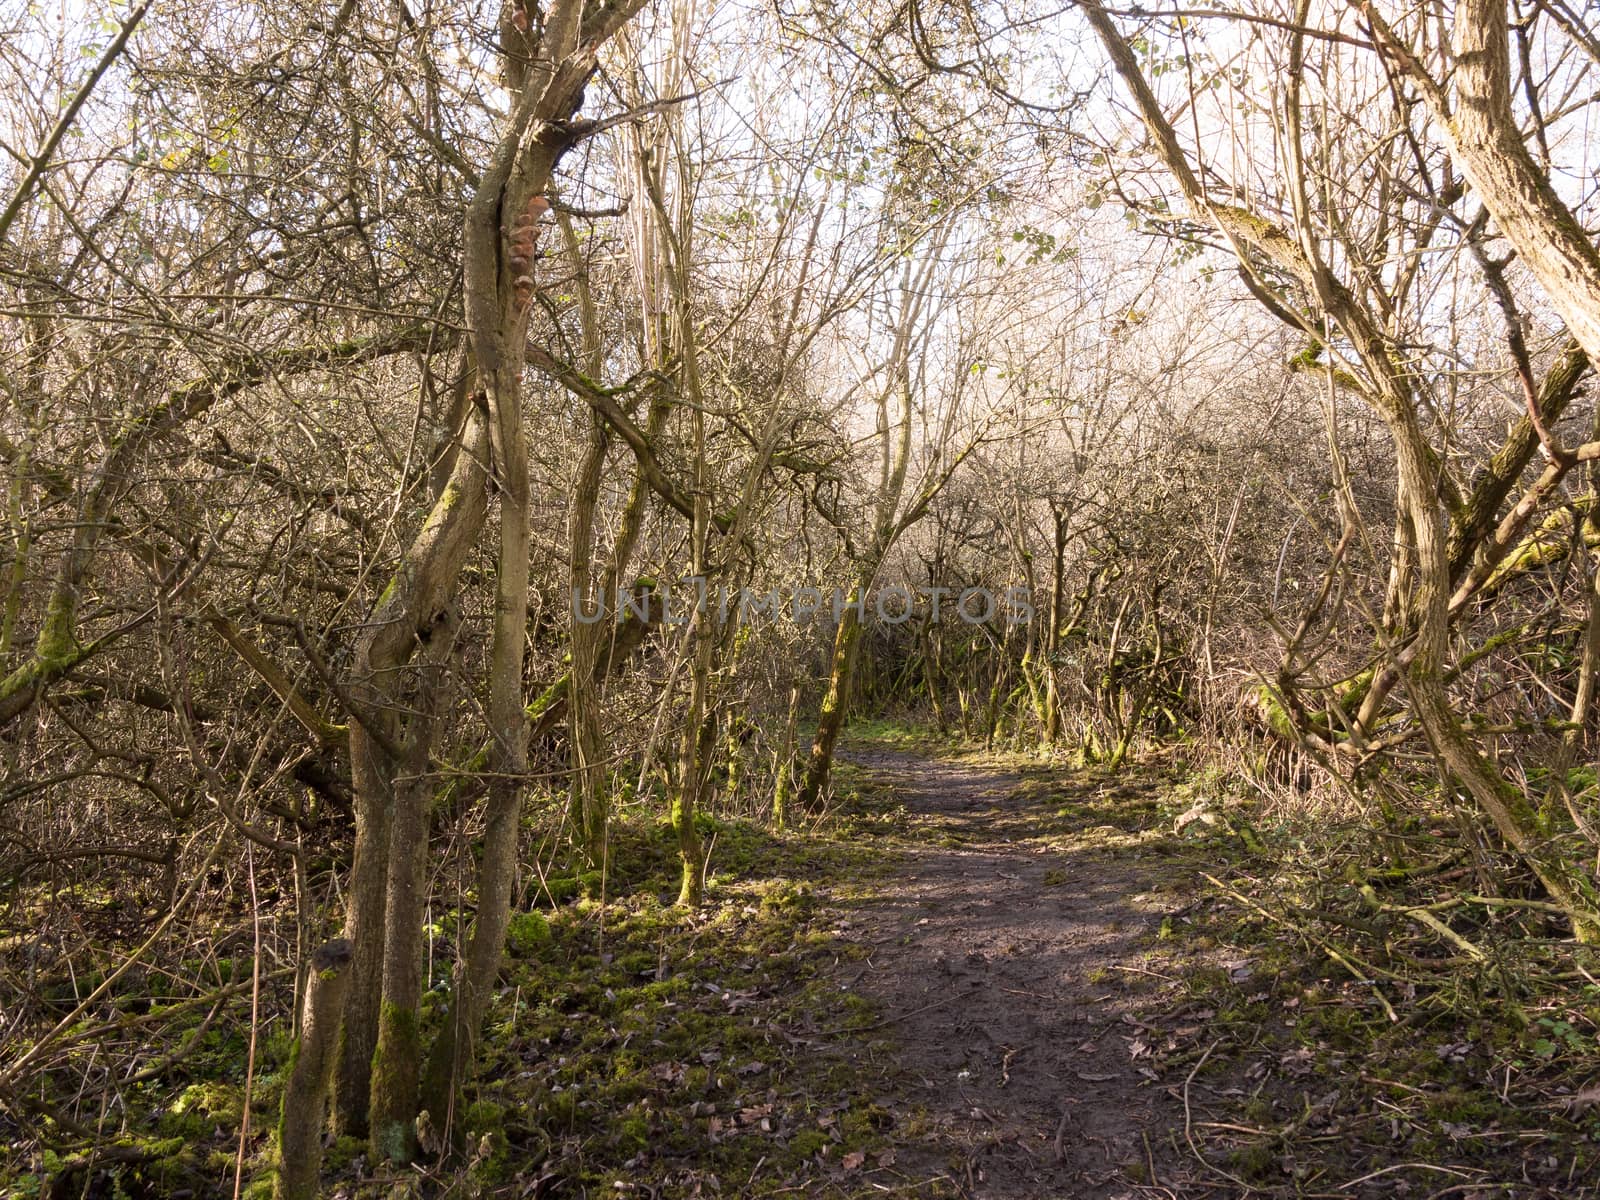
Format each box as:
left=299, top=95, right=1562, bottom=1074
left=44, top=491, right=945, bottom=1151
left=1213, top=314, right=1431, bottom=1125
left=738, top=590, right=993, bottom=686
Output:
left=796, top=589, right=865, bottom=812
left=367, top=622, right=454, bottom=1163
left=1042, top=504, right=1070, bottom=745
left=398, top=0, right=650, bottom=1153
left=275, top=939, right=353, bottom=1200
left=670, top=232, right=713, bottom=907
left=334, top=409, right=490, bottom=1136
left=921, top=610, right=947, bottom=732
left=771, top=686, right=800, bottom=829
left=672, top=611, right=714, bottom=906
left=561, top=204, right=613, bottom=869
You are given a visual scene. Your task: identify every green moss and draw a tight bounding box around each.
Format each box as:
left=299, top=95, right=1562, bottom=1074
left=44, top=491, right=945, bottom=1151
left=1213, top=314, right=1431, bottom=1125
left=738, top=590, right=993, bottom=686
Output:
left=614, top=950, right=656, bottom=975
left=615, top=1109, right=651, bottom=1152
left=757, top=880, right=813, bottom=915
left=369, top=1001, right=422, bottom=1163
left=165, top=1080, right=243, bottom=1132
left=35, top=593, right=79, bottom=668
left=506, top=909, right=551, bottom=957
left=462, top=1099, right=505, bottom=1132
left=323, top=1135, right=364, bottom=1170
left=525, top=674, right=571, bottom=722
left=1424, top=1089, right=1499, bottom=1123
left=373, top=1117, right=412, bottom=1168
left=374, top=573, right=399, bottom=612
left=1228, top=1140, right=1279, bottom=1181
left=788, top=1128, right=829, bottom=1157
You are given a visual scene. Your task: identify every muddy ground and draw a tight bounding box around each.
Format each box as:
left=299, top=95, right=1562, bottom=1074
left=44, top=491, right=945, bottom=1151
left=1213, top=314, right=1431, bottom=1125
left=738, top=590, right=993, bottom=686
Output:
left=824, top=748, right=1208, bottom=1199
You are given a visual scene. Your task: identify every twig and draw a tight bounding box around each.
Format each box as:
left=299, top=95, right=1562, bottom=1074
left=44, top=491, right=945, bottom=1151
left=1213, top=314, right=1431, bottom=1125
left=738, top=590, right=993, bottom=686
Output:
left=0, top=3, right=150, bottom=246
left=232, top=843, right=262, bottom=1200
left=1339, top=1161, right=1480, bottom=1190
left=1462, top=894, right=1575, bottom=917
left=1182, top=1039, right=1215, bottom=1152
left=1181, top=1039, right=1254, bottom=1190
left=1000, top=1046, right=1018, bottom=1087
left=1110, top=962, right=1179, bottom=982
left=0, top=829, right=228, bottom=1090
left=1360, top=884, right=1486, bottom=962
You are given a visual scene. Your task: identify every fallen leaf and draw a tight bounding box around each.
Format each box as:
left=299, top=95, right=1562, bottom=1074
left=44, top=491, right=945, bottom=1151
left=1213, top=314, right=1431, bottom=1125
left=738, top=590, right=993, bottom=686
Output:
left=1568, top=1087, right=1600, bottom=1112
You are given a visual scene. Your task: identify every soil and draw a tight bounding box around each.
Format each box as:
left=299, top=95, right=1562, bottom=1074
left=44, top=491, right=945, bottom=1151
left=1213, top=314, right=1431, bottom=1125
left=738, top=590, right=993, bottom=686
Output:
left=828, top=747, right=1204, bottom=1199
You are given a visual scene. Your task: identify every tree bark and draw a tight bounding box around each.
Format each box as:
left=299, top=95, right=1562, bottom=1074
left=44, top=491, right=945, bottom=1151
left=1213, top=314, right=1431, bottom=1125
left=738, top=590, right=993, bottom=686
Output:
left=333, top=402, right=489, bottom=1135
left=275, top=939, right=353, bottom=1200
left=796, top=585, right=866, bottom=811
left=367, top=621, right=454, bottom=1163
left=415, top=0, right=651, bottom=1140
left=1437, top=0, right=1600, bottom=364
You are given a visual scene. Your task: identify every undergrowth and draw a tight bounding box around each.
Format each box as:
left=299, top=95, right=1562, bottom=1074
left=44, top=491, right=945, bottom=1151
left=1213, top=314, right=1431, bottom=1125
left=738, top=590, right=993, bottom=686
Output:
left=1037, top=743, right=1600, bottom=1196
left=15, top=719, right=1600, bottom=1198
left=2, top=785, right=912, bottom=1200
left=859, top=719, right=1600, bottom=1194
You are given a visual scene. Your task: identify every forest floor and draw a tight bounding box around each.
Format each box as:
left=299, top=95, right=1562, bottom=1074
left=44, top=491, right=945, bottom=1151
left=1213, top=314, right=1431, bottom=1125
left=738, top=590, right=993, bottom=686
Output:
left=12, top=731, right=1600, bottom=1199
left=809, top=739, right=1600, bottom=1200
left=425, top=730, right=1597, bottom=1200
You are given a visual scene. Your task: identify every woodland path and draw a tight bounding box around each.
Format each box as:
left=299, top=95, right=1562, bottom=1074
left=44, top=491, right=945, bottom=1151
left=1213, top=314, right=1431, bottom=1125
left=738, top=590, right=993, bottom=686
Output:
left=828, top=747, right=1207, bottom=1200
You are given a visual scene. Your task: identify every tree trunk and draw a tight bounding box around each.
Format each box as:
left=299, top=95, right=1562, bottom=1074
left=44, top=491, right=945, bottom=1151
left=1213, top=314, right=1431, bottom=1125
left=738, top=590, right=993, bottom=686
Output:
left=567, top=423, right=610, bottom=865
left=672, top=625, right=713, bottom=905
left=333, top=405, right=490, bottom=1136
left=275, top=939, right=353, bottom=1200
left=797, top=587, right=865, bottom=811
left=1435, top=0, right=1600, bottom=364
left=561, top=208, right=612, bottom=867
left=1042, top=510, right=1068, bottom=745
left=410, top=0, right=650, bottom=1141
left=367, top=627, right=453, bottom=1163
left=771, top=686, right=799, bottom=829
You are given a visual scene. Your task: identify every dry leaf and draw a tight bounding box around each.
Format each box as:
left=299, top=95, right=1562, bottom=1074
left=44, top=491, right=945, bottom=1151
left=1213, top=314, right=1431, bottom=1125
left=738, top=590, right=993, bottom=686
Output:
left=1568, top=1087, right=1600, bottom=1112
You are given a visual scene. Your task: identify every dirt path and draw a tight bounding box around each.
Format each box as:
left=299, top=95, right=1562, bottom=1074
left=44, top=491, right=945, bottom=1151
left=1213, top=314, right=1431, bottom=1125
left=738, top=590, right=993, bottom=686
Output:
left=832, top=747, right=1202, bottom=1199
